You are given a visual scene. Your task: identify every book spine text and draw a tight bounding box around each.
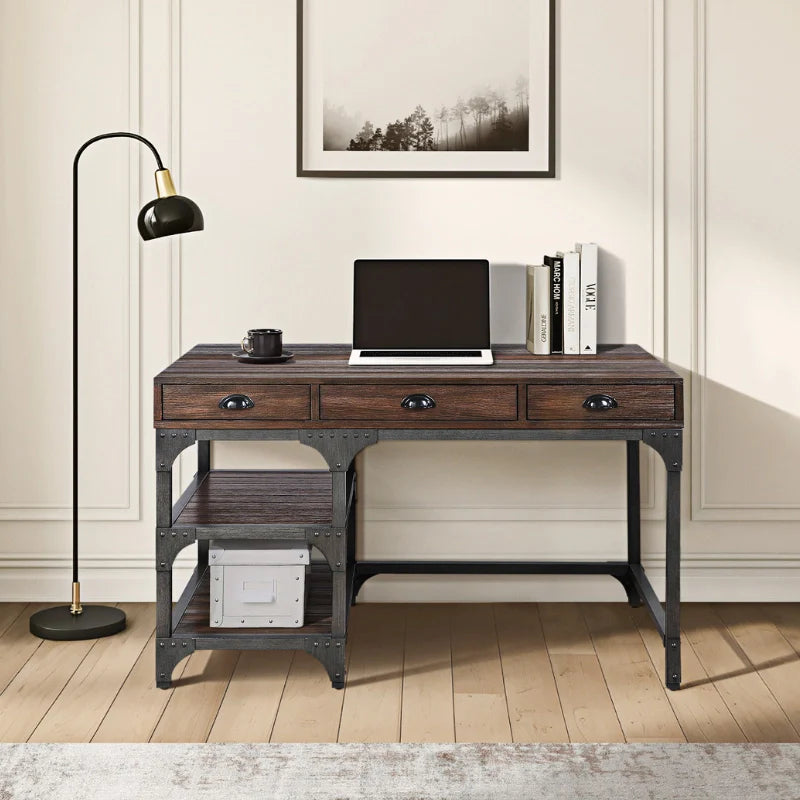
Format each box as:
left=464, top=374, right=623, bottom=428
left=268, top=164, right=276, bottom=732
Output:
left=577, top=243, right=598, bottom=355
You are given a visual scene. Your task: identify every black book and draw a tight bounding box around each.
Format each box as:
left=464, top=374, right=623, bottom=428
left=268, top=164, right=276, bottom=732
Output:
left=544, top=254, right=563, bottom=353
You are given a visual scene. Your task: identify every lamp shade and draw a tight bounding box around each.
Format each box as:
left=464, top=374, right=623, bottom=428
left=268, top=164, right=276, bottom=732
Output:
left=137, top=195, right=204, bottom=240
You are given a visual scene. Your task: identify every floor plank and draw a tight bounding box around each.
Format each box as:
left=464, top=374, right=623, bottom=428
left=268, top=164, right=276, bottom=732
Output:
left=540, top=602, right=624, bottom=742
left=28, top=604, right=153, bottom=742
left=450, top=604, right=512, bottom=743
left=149, top=650, right=239, bottom=743
left=400, top=605, right=454, bottom=743
left=207, top=650, right=293, bottom=742
left=538, top=603, right=595, bottom=655
left=270, top=651, right=346, bottom=743
left=583, top=603, right=685, bottom=742
left=494, top=604, right=568, bottom=743
left=682, top=604, right=799, bottom=742
left=0, top=636, right=96, bottom=742
left=338, top=605, right=406, bottom=743
left=0, top=604, right=47, bottom=695
left=633, top=607, right=746, bottom=742
left=764, top=604, right=800, bottom=655
left=715, top=604, right=800, bottom=736
left=92, top=632, right=190, bottom=742
left=0, top=604, right=26, bottom=638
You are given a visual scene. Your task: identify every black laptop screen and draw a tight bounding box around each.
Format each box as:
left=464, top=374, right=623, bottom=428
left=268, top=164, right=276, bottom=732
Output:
left=353, top=260, right=490, bottom=350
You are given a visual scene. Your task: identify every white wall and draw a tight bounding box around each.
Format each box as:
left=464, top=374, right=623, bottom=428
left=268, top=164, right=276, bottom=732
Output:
left=1, top=0, right=798, bottom=602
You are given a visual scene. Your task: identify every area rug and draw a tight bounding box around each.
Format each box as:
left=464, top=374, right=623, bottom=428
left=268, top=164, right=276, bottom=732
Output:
left=1, top=743, right=799, bottom=800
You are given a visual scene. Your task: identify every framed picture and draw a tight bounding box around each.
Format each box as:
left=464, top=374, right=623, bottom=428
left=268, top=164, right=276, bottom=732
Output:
left=297, top=0, right=555, bottom=178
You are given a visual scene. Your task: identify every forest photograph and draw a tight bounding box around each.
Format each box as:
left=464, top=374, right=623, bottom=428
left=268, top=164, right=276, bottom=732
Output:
left=320, top=0, right=531, bottom=153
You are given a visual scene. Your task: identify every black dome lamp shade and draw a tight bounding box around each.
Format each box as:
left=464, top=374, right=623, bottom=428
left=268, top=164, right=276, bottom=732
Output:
left=138, top=167, right=204, bottom=240
left=29, top=132, right=203, bottom=641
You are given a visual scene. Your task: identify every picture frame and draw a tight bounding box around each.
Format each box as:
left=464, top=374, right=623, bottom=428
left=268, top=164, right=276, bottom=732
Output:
left=296, top=0, right=556, bottom=178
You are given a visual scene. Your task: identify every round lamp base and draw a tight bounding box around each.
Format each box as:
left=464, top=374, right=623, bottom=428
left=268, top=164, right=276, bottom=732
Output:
left=29, top=605, right=126, bottom=641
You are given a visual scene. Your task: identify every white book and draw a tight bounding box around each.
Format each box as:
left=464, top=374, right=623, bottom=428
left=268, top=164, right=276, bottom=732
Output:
left=526, top=264, right=551, bottom=355
left=561, top=250, right=581, bottom=354
left=577, top=242, right=598, bottom=355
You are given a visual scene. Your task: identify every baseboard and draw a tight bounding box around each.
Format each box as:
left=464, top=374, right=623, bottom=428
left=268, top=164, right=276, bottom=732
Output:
left=1, top=555, right=799, bottom=603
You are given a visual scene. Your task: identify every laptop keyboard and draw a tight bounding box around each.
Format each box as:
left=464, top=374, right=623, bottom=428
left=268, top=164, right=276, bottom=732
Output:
left=359, top=350, right=483, bottom=358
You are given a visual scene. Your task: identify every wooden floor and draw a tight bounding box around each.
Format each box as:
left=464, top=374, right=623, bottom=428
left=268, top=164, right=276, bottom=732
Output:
left=0, top=602, right=799, bottom=743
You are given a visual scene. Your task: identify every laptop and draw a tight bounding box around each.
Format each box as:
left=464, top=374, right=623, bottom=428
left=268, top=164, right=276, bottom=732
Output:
left=349, top=259, right=493, bottom=366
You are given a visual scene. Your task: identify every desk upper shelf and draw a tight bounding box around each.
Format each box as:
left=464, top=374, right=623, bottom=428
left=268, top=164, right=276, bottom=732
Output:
left=154, top=344, right=683, bottom=430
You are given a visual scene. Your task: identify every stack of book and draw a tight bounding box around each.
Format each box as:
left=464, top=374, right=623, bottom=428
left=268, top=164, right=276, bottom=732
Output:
left=526, top=242, right=598, bottom=355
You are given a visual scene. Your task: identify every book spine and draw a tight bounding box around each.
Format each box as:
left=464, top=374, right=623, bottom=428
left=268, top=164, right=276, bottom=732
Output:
left=577, top=242, right=598, bottom=354
left=544, top=255, right=564, bottom=353
left=526, top=266, right=536, bottom=354
left=562, top=251, right=580, bottom=354
left=533, top=264, right=551, bottom=354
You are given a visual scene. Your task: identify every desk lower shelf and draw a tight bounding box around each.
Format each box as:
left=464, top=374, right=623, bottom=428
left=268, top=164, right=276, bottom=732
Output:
left=173, top=564, right=333, bottom=638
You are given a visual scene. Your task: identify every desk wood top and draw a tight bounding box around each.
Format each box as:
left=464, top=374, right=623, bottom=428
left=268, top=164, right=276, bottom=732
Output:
left=155, top=344, right=682, bottom=385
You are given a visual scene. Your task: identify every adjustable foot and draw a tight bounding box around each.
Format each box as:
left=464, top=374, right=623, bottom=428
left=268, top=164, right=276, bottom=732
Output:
left=666, top=637, right=681, bottom=690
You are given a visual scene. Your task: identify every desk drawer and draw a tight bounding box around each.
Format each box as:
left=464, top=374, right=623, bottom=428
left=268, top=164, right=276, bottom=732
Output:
left=162, top=384, right=311, bottom=421
left=527, top=384, right=675, bottom=421
left=320, top=384, right=517, bottom=421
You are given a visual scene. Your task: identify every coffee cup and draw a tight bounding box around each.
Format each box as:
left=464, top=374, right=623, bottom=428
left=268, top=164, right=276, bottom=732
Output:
left=241, top=328, right=282, bottom=357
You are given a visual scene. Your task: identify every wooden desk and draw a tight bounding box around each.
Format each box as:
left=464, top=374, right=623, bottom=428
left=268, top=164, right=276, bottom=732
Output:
left=153, top=344, right=683, bottom=690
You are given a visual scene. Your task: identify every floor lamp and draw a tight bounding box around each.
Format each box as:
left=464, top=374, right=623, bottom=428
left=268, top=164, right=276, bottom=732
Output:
left=30, top=132, right=203, bottom=640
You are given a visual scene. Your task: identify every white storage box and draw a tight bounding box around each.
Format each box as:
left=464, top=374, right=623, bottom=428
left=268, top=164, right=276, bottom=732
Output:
left=209, top=540, right=309, bottom=628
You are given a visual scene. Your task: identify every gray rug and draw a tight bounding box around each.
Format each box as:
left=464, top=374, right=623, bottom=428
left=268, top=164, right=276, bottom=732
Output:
left=1, top=743, right=799, bottom=799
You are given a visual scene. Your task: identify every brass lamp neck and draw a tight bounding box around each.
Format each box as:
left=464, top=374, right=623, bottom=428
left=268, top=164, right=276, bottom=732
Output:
left=155, top=169, right=177, bottom=198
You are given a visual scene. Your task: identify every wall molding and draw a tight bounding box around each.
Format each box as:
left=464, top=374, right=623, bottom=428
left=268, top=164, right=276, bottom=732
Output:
left=2, top=552, right=798, bottom=604
left=690, top=0, right=800, bottom=521
left=0, top=0, right=142, bottom=522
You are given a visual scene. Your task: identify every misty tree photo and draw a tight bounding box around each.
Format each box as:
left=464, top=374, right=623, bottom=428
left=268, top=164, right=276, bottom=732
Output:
left=321, top=0, right=531, bottom=153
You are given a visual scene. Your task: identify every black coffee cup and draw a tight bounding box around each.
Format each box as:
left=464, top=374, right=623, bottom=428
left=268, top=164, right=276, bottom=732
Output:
left=241, top=328, right=282, bottom=357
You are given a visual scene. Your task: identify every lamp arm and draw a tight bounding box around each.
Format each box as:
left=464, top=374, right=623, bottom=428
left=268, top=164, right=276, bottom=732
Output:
left=71, top=132, right=165, bottom=596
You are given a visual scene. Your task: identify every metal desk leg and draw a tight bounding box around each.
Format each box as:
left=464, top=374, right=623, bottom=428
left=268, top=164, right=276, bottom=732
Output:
left=155, top=470, right=173, bottom=641
left=627, top=440, right=642, bottom=566
left=300, top=431, right=377, bottom=689
left=616, top=440, right=645, bottom=607
left=665, top=468, right=681, bottom=690
left=154, top=429, right=196, bottom=689
left=641, top=429, right=683, bottom=691
left=196, top=441, right=210, bottom=571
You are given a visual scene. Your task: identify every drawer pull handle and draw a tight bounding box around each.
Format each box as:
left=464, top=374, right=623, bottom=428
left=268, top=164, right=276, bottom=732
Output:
left=583, top=393, right=618, bottom=411
left=219, top=394, right=255, bottom=410
left=401, top=393, right=436, bottom=410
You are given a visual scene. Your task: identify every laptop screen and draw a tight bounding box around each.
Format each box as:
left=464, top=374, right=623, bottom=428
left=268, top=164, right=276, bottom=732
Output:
left=353, top=260, right=490, bottom=350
